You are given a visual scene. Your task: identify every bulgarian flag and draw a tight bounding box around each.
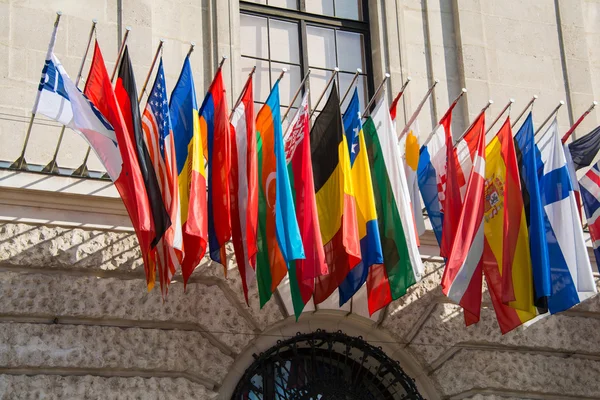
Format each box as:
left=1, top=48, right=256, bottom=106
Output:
left=284, top=92, right=328, bottom=319
left=363, top=96, right=424, bottom=315
left=256, top=81, right=305, bottom=308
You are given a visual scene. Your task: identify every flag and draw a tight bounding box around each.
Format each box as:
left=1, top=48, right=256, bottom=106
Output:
left=567, top=126, right=600, bottom=171
left=565, top=125, right=600, bottom=221
left=83, top=41, right=156, bottom=289
left=482, top=117, right=536, bottom=334
left=115, top=46, right=171, bottom=250
left=284, top=92, right=328, bottom=318
left=230, top=74, right=258, bottom=305
left=338, top=89, right=384, bottom=306
left=400, top=122, right=426, bottom=238
left=536, top=119, right=597, bottom=314
left=256, top=81, right=305, bottom=307
left=417, top=101, right=458, bottom=248
left=201, top=69, right=232, bottom=270
left=441, top=112, right=486, bottom=324
left=170, top=56, right=208, bottom=286
left=141, top=59, right=183, bottom=298
left=441, top=113, right=480, bottom=258
left=311, top=81, right=361, bottom=304
left=34, top=34, right=120, bottom=194
left=579, top=161, right=600, bottom=272
left=513, top=113, right=551, bottom=309
left=363, top=96, right=423, bottom=315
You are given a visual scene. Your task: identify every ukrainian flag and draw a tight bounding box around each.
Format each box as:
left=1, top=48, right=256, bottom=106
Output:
left=337, top=89, right=383, bottom=305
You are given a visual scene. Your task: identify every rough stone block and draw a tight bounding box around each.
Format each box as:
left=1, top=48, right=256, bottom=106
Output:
left=9, top=6, right=67, bottom=54
left=0, top=323, right=231, bottom=383
left=0, top=271, right=255, bottom=353
left=0, top=375, right=217, bottom=399
left=434, top=349, right=600, bottom=397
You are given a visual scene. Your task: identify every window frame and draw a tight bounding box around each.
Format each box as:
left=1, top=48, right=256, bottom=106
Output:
left=239, top=0, right=374, bottom=114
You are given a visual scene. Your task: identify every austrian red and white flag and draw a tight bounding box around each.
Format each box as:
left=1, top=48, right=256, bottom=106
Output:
left=441, top=113, right=486, bottom=324
left=229, top=75, right=258, bottom=305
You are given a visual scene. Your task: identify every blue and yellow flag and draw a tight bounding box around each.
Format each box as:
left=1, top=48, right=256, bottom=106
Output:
left=338, top=89, right=384, bottom=305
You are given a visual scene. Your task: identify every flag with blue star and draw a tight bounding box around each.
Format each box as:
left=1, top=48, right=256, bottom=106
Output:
left=338, top=88, right=383, bottom=307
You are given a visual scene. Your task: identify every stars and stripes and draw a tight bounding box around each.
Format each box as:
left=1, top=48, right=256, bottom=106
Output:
left=142, top=59, right=183, bottom=298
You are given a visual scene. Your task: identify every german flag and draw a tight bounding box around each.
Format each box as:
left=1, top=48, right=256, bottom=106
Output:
left=311, top=82, right=361, bottom=304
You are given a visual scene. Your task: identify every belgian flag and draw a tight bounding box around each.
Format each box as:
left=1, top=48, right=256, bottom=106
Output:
left=310, top=81, right=361, bottom=304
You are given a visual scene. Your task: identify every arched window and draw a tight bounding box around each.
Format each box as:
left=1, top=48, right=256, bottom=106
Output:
left=232, top=330, right=424, bottom=399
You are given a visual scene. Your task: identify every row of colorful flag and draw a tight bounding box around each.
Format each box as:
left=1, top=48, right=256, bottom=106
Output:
left=32, top=19, right=600, bottom=332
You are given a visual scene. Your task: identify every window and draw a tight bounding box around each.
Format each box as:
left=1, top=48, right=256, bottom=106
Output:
left=240, top=1, right=372, bottom=124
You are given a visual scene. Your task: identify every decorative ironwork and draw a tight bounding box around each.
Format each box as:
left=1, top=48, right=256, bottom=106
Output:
left=232, top=329, right=424, bottom=400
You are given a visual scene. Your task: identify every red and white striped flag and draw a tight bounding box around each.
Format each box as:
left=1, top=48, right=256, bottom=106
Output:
left=441, top=113, right=486, bottom=324
left=141, top=59, right=183, bottom=297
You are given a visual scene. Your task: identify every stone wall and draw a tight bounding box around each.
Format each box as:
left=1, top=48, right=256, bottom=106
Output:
left=1, top=0, right=600, bottom=399
left=1, top=218, right=600, bottom=399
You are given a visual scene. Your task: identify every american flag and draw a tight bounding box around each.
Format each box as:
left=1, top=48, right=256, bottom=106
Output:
left=141, top=59, right=183, bottom=297
left=579, top=162, right=600, bottom=272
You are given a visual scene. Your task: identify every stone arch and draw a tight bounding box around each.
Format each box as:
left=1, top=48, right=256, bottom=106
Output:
left=218, top=311, right=441, bottom=399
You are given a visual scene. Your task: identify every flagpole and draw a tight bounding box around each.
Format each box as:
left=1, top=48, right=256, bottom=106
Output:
left=421, top=88, right=467, bottom=148
left=362, top=72, right=391, bottom=119
left=485, top=98, right=514, bottom=135
left=390, top=76, right=412, bottom=111
left=454, top=99, right=493, bottom=146
left=398, top=79, right=439, bottom=139
left=511, top=95, right=538, bottom=129
left=110, top=26, right=131, bottom=83
left=274, top=68, right=287, bottom=85
left=309, top=67, right=339, bottom=119
left=282, top=69, right=311, bottom=122
left=339, top=68, right=362, bottom=106
left=11, top=11, right=62, bottom=171
left=229, top=66, right=256, bottom=122
left=534, top=101, right=564, bottom=136
left=561, top=101, right=598, bottom=143
left=42, top=18, right=98, bottom=174
left=138, top=39, right=165, bottom=103
left=74, top=25, right=131, bottom=177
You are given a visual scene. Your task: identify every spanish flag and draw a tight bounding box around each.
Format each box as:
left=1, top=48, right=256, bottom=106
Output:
left=483, top=117, right=536, bottom=334
left=256, top=81, right=305, bottom=308
left=311, top=82, right=361, bottom=304
left=169, top=56, right=208, bottom=286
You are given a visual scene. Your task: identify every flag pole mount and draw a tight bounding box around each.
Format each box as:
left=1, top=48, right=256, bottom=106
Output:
left=362, top=72, right=390, bottom=119
left=217, top=54, right=227, bottom=70
left=44, top=18, right=98, bottom=175
left=340, top=68, right=362, bottom=106
left=511, top=94, right=538, bottom=129
left=421, top=88, right=467, bottom=148
left=282, top=68, right=311, bottom=122
left=230, top=66, right=257, bottom=121
left=398, top=78, right=439, bottom=138
left=561, top=100, right=598, bottom=143
left=138, top=39, right=165, bottom=103
left=11, top=11, right=63, bottom=171
left=110, top=26, right=131, bottom=83
left=454, top=99, right=492, bottom=145
left=535, top=100, right=564, bottom=136
left=310, top=67, right=339, bottom=118
left=485, top=98, right=514, bottom=135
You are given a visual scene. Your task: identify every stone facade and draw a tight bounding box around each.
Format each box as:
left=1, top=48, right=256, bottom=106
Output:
left=1, top=0, right=600, bottom=399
